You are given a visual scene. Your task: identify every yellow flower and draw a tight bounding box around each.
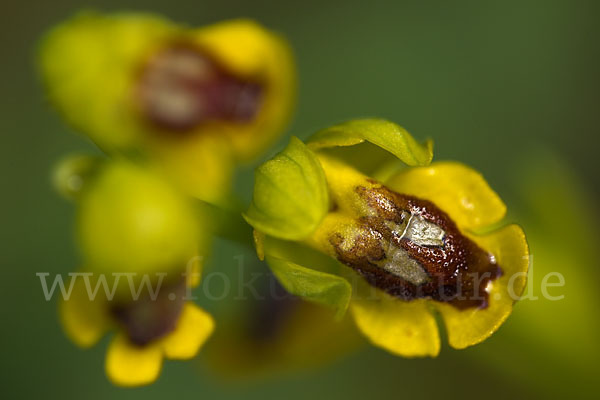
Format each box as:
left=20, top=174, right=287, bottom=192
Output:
left=61, top=277, right=214, bottom=386
left=205, top=274, right=363, bottom=379
left=55, top=157, right=214, bottom=386
left=464, top=151, right=600, bottom=396
left=244, top=119, right=529, bottom=357
left=39, top=11, right=296, bottom=203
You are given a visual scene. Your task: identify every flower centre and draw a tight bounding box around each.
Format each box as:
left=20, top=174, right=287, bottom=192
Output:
left=137, top=43, right=264, bottom=132
left=330, top=183, right=502, bottom=309
left=110, top=278, right=186, bottom=346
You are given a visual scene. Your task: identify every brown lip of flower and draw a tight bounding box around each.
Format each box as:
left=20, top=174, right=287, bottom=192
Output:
left=136, top=42, right=265, bottom=133
left=329, top=183, right=502, bottom=310
left=110, top=278, right=187, bottom=346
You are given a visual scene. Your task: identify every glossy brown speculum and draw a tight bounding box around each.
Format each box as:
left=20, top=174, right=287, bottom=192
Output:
left=330, top=183, right=501, bottom=309
left=137, top=43, right=264, bottom=132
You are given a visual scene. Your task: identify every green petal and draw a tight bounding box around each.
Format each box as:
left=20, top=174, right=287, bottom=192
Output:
left=262, top=234, right=344, bottom=275
left=261, top=234, right=351, bottom=318
left=306, top=119, right=433, bottom=167
left=244, top=137, right=329, bottom=240
left=266, top=255, right=352, bottom=319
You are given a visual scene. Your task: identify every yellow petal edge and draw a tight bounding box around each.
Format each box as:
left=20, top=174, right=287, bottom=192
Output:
left=436, top=224, right=529, bottom=349
left=386, top=161, right=507, bottom=232
left=351, top=293, right=440, bottom=357
left=105, top=334, right=164, bottom=387
left=59, top=276, right=110, bottom=348
left=161, top=303, right=215, bottom=359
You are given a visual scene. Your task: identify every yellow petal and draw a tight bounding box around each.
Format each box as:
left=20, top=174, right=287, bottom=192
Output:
left=105, top=334, right=163, bottom=387
left=315, top=153, right=376, bottom=217
left=350, top=288, right=440, bottom=357
left=59, top=275, right=110, bottom=348
left=385, top=161, right=506, bottom=231
left=161, top=303, right=215, bottom=359
left=436, top=224, right=529, bottom=349
left=185, top=254, right=203, bottom=289
left=148, top=133, right=235, bottom=204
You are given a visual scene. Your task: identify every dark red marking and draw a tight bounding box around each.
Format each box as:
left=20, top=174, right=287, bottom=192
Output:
left=330, top=184, right=501, bottom=309
left=137, top=43, right=264, bottom=132
left=111, top=278, right=186, bottom=346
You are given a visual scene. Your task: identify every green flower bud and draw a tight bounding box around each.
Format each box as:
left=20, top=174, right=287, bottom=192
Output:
left=76, top=159, right=201, bottom=278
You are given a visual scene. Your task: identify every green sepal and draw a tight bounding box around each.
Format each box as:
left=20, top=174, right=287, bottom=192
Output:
left=261, top=235, right=352, bottom=319
left=243, top=137, right=329, bottom=240
left=77, top=159, right=201, bottom=278
left=307, top=118, right=434, bottom=167
left=267, top=256, right=351, bottom=319
left=38, top=11, right=177, bottom=151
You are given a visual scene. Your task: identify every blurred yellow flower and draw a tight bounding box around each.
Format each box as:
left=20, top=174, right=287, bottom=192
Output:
left=463, top=151, right=600, bottom=397
left=55, top=157, right=214, bottom=386
left=61, top=277, right=214, bottom=386
left=244, top=119, right=529, bottom=357
left=205, top=274, right=363, bottom=379
left=39, top=11, right=296, bottom=203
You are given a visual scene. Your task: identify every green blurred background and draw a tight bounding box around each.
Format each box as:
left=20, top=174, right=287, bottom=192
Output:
left=1, top=0, right=599, bottom=399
